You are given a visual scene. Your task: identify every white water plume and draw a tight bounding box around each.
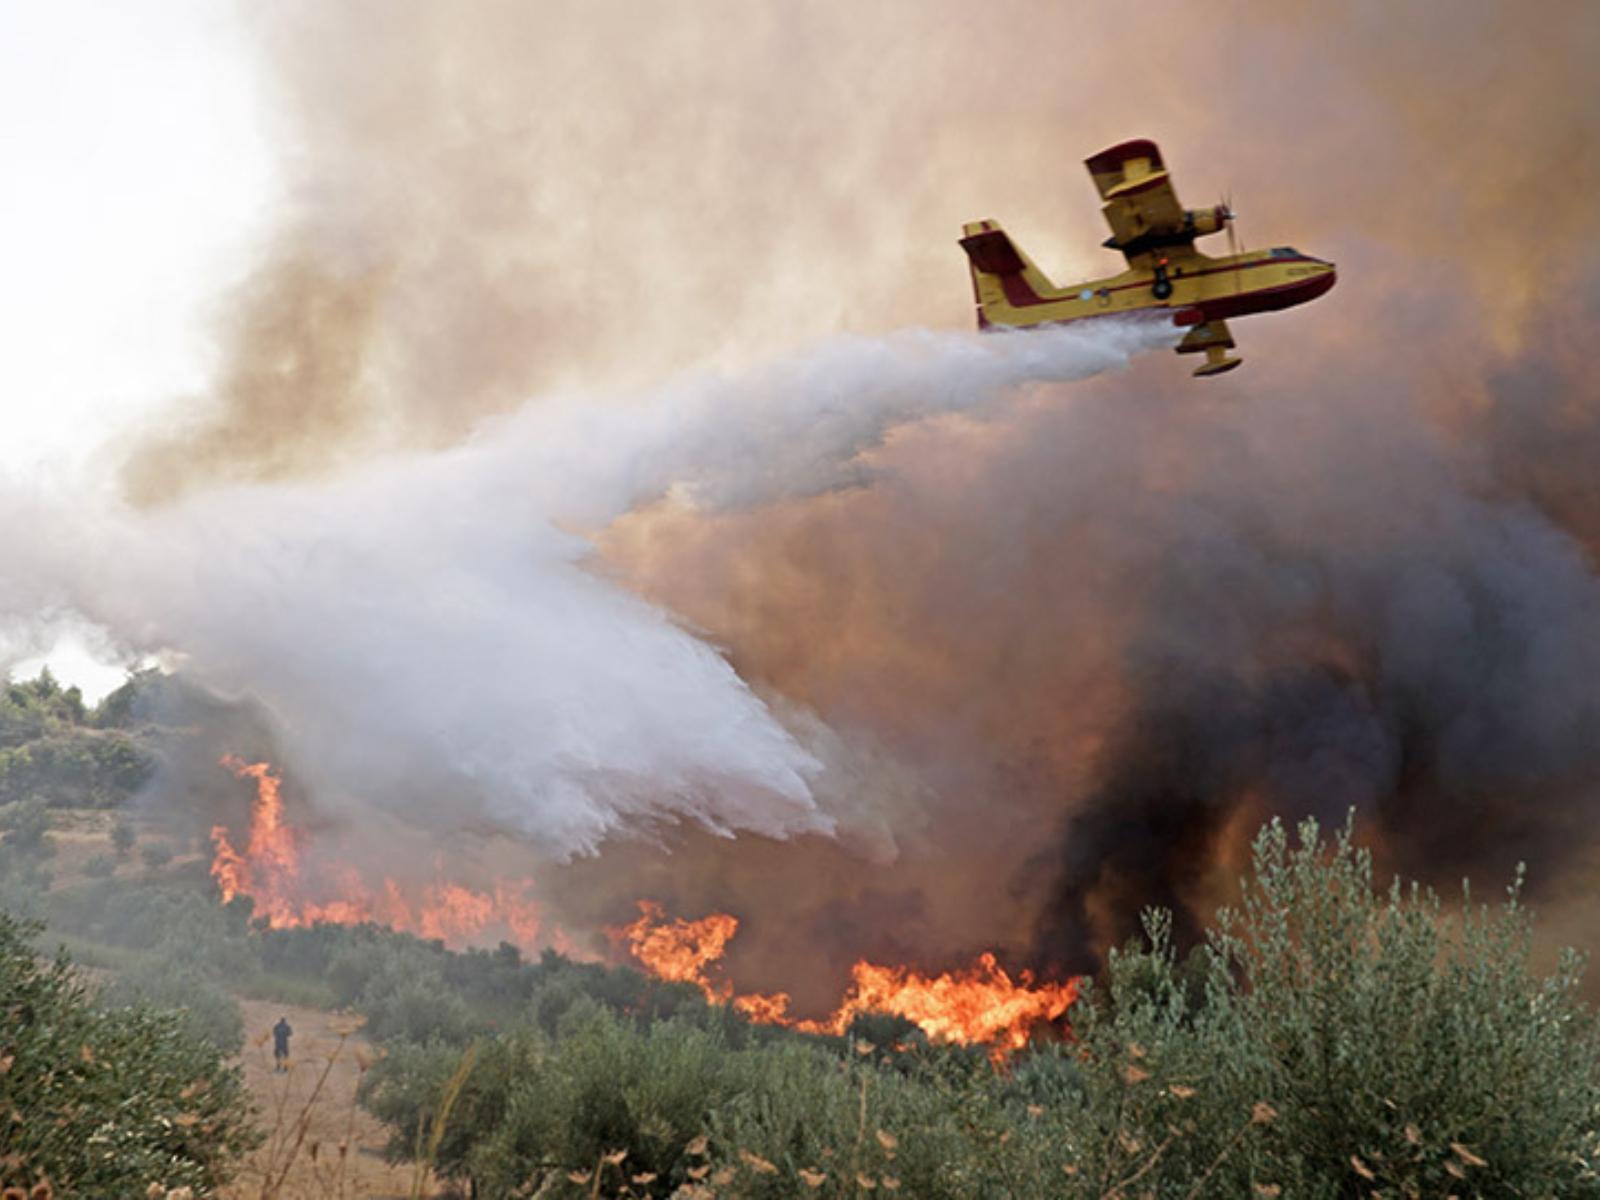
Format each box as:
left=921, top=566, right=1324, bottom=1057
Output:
left=3, top=320, right=1166, bottom=856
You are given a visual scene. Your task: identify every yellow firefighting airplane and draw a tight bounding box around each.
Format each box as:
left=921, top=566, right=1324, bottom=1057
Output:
left=959, top=139, right=1336, bottom=376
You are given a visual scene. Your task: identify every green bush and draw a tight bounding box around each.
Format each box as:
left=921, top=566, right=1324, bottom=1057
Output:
left=0, top=731, right=154, bottom=809
left=0, top=911, right=258, bottom=1194
left=357, top=816, right=1600, bottom=1199
left=110, top=816, right=136, bottom=858
left=0, top=670, right=81, bottom=747
left=364, top=1000, right=1072, bottom=1199
left=362, top=969, right=482, bottom=1045
left=364, top=1003, right=757, bottom=1197
left=1059, top=815, right=1600, bottom=1196
left=704, top=1034, right=1074, bottom=1200
left=0, top=797, right=54, bottom=858
left=43, top=877, right=259, bottom=987
left=140, top=840, right=175, bottom=870
left=0, top=670, right=155, bottom=809
left=102, top=958, right=246, bottom=1054
left=83, top=852, right=117, bottom=878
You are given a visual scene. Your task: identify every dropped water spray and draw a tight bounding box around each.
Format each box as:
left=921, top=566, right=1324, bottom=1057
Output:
left=2, top=319, right=1170, bottom=856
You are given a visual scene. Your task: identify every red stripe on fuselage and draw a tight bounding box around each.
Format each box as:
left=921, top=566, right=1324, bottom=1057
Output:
left=992, top=254, right=1322, bottom=309
left=981, top=264, right=1334, bottom=331
left=1191, top=267, right=1335, bottom=321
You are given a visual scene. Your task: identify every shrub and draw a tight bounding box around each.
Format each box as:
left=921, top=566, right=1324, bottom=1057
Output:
left=141, top=840, right=175, bottom=870
left=83, top=852, right=117, bottom=878
left=364, top=1000, right=1073, bottom=1199
left=0, top=797, right=54, bottom=858
left=365, top=1003, right=746, bottom=1197
left=0, top=731, right=154, bottom=809
left=1061, top=815, right=1600, bottom=1196
left=704, top=1035, right=1068, bottom=1200
left=102, top=959, right=246, bottom=1054
left=357, top=816, right=1600, bottom=1197
left=111, top=817, right=136, bottom=858
left=362, top=970, right=482, bottom=1045
left=0, top=911, right=258, bottom=1194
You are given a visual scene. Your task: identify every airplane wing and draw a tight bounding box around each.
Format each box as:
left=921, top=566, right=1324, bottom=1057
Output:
left=1084, top=139, right=1198, bottom=266
left=1176, top=319, right=1242, bottom=377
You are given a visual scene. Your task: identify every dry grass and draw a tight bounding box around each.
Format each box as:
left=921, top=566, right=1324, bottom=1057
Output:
left=222, top=1000, right=427, bottom=1200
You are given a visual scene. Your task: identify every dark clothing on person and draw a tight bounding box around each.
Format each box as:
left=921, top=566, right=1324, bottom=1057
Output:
left=272, top=1017, right=292, bottom=1071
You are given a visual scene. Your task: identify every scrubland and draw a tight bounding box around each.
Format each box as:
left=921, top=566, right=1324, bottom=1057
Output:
left=4, top=669, right=1600, bottom=1197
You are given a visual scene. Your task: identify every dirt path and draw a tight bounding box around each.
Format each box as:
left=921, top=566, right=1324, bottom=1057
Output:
left=223, top=999, right=432, bottom=1200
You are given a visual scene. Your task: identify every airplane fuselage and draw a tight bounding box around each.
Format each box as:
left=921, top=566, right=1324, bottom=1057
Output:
left=962, top=223, right=1336, bottom=333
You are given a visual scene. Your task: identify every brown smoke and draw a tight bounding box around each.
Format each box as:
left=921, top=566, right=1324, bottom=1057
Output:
left=590, top=344, right=1600, bottom=982
left=122, top=0, right=1600, bottom=989
left=124, top=1, right=1600, bottom=491
left=124, top=233, right=390, bottom=503
left=118, top=1, right=1243, bottom=494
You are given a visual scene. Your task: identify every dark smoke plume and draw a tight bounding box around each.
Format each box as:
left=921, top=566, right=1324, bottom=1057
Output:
left=590, top=344, right=1600, bottom=987
left=77, top=0, right=1600, bottom=990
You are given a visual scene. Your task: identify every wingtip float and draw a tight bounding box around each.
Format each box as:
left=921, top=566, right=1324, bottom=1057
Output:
left=960, top=138, right=1336, bottom=377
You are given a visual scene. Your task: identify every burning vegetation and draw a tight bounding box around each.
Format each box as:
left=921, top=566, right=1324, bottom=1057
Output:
left=211, top=756, right=547, bottom=951
left=5, top=0, right=1600, bottom=1194
left=213, top=757, right=1080, bottom=1054
left=615, top=900, right=1080, bottom=1053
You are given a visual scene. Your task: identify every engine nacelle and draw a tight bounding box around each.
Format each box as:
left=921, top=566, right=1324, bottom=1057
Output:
left=1186, top=205, right=1231, bottom=237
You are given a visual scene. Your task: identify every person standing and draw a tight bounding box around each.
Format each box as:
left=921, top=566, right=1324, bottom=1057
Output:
left=272, top=1016, right=292, bottom=1072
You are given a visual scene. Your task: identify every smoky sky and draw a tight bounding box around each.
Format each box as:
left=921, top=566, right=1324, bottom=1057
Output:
left=130, top=0, right=1598, bottom=498
left=27, top=0, right=1600, bottom=989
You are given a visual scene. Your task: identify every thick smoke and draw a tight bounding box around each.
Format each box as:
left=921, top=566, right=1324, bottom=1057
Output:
left=579, top=356, right=1600, bottom=985
left=123, top=0, right=1600, bottom=506
left=6, top=323, right=1159, bottom=857
left=1029, top=383, right=1600, bottom=962
left=19, top=0, right=1600, bottom=989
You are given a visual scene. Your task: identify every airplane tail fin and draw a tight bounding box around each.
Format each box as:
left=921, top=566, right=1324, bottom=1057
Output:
left=958, top=221, right=1062, bottom=329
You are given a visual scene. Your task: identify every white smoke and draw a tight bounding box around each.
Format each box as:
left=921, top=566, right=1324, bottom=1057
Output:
left=3, top=319, right=1169, bottom=856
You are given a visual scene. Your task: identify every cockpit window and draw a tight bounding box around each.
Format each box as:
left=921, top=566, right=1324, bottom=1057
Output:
left=1269, top=246, right=1300, bottom=259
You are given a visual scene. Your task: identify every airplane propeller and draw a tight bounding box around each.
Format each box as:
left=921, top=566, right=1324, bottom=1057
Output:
left=1222, top=192, right=1245, bottom=291
left=1222, top=194, right=1239, bottom=253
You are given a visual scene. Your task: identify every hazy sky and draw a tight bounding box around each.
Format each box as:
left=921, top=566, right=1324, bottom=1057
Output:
left=0, top=0, right=273, bottom=474
left=1, top=1, right=273, bottom=693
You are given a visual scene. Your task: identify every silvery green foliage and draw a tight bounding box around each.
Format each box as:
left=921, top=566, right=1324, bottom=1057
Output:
left=0, top=913, right=257, bottom=1194
left=342, top=816, right=1600, bottom=1198
left=1067, top=815, right=1600, bottom=1197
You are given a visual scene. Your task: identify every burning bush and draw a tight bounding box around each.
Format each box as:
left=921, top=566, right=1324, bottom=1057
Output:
left=0, top=913, right=257, bottom=1195
left=612, top=899, right=1080, bottom=1056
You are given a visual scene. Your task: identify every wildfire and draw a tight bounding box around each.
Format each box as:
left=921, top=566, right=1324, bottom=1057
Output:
left=614, top=899, right=1080, bottom=1054
left=826, top=954, right=1079, bottom=1052
left=617, top=902, right=740, bottom=998
left=211, top=756, right=299, bottom=923
left=210, top=757, right=549, bottom=952
left=211, top=758, right=1079, bottom=1051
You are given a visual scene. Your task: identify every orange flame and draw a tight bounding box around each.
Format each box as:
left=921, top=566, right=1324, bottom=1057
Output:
left=822, top=953, right=1078, bottom=1052
left=211, top=755, right=300, bottom=924
left=210, top=757, right=551, bottom=953
left=617, top=901, right=740, bottom=1000
left=612, top=900, right=1080, bottom=1054
left=212, top=759, right=1078, bottom=1049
